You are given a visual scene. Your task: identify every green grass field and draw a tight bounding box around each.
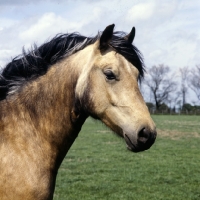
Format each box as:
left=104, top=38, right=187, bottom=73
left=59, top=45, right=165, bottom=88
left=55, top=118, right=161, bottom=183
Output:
left=53, top=115, right=200, bottom=200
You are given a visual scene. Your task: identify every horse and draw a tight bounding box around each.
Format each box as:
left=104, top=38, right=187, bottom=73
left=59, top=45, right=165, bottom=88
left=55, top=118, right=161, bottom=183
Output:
left=0, top=24, right=156, bottom=200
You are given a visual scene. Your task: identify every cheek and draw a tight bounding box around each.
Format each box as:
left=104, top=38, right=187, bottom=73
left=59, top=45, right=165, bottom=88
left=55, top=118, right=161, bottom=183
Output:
left=87, top=73, right=110, bottom=115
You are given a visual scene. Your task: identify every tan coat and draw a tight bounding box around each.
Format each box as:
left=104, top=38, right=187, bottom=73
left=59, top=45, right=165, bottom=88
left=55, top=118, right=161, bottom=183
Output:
left=0, top=25, right=156, bottom=200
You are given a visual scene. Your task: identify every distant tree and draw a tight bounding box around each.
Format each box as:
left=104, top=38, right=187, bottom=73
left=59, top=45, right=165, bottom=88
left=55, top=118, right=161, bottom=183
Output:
left=143, top=64, right=177, bottom=111
left=193, top=105, right=200, bottom=114
left=159, top=103, right=169, bottom=112
left=146, top=102, right=155, bottom=113
left=182, top=103, right=193, bottom=112
left=172, top=106, right=176, bottom=113
left=181, top=103, right=200, bottom=114
left=188, top=65, right=200, bottom=102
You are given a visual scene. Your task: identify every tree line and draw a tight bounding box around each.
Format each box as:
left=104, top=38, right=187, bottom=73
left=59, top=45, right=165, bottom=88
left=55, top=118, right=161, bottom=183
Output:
left=141, top=64, right=200, bottom=114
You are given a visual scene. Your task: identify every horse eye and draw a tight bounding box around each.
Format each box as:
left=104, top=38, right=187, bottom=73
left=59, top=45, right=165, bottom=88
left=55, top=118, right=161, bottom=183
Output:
left=104, top=70, right=116, bottom=80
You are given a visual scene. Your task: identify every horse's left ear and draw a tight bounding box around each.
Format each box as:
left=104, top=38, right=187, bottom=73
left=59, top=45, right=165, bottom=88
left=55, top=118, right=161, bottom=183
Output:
left=124, top=27, right=135, bottom=44
left=99, top=24, right=115, bottom=50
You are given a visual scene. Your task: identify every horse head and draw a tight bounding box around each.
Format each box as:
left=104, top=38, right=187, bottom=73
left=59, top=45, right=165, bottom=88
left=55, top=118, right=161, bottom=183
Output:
left=75, top=24, right=157, bottom=152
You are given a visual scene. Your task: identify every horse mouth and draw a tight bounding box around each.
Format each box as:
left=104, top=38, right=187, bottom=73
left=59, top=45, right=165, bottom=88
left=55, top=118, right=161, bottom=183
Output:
left=124, top=134, right=139, bottom=152
left=124, top=133, right=153, bottom=153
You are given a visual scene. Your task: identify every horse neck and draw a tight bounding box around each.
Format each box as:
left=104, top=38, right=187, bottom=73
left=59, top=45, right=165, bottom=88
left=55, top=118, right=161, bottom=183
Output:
left=3, top=54, right=89, bottom=168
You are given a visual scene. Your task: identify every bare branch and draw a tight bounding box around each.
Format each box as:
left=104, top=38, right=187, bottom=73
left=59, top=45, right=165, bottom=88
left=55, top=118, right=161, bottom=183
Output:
left=188, top=65, right=200, bottom=101
left=143, top=64, right=177, bottom=110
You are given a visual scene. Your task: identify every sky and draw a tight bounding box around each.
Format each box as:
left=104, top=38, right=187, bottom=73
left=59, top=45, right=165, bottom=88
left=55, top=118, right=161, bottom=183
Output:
left=0, top=0, right=199, bottom=103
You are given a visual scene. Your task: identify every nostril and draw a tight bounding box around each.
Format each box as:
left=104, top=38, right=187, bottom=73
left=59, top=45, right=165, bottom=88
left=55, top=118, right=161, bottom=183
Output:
left=137, top=128, right=150, bottom=144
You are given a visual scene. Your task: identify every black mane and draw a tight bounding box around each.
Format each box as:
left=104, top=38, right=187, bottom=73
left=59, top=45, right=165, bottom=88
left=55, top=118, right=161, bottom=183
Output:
left=0, top=31, right=144, bottom=100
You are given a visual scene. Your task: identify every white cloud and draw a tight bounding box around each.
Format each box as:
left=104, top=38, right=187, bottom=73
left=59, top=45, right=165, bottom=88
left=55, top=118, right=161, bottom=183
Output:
left=0, top=0, right=200, bottom=73
left=0, top=0, right=68, bottom=6
left=19, top=13, right=82, bottom=44
left=0, top=2, right=106, bottom=67
left=126, top=0, right=178, bottom=27
left=124, top=0, right=200, bottom=74
left=0, top=18, right=17, bottom=28
left=126, top=1, right=156, bottom=22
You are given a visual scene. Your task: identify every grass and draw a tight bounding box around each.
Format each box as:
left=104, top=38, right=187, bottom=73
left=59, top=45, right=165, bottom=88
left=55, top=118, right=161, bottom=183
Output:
left=53, top=115, right=200, bottom=200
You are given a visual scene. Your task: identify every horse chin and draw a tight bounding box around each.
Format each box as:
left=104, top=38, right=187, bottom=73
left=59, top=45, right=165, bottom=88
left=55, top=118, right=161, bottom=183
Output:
left=124, top=133, right=139, bottom=153
left=123, top=132, right=155, bottom=153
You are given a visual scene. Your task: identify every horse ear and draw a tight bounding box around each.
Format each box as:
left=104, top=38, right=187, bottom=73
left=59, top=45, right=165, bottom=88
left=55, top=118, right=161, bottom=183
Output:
left=99, top=24, right=115, bottom=50
left=124, top=27, right=135, bottom=44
